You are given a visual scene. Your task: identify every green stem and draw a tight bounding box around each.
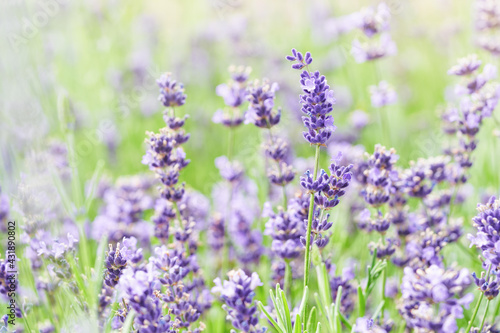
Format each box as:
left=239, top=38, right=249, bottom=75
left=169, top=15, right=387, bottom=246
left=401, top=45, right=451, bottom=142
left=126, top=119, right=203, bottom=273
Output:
left=479, top=299, right=491, bottom=333
left=381, top=264, right=387, bottom=321
left=380, top=238, right=387, bottom=321
left=303, top=145, right=321, bottom=288
left=466, top=288, right=486, bottom=332
left=282, top=185, right=287, bottom=208
left=268, top=126, right=288, bottom=208
left=491, top=296, right=500, bottom=323
left=284, top=260, right=292, bottom=302
left=467, top=264, right=492, bottom=332
left=227, top=127, right=234, bottom=160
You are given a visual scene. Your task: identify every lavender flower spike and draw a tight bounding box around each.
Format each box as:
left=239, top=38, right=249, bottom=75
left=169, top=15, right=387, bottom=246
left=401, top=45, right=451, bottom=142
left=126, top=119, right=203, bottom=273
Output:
left=212, top=269, right=266, bottom=333
left=286, top=49, right=336, bottom=146
left=468, top=196, right=500, bottom=269
left=157, top=72, right=187, bottom=107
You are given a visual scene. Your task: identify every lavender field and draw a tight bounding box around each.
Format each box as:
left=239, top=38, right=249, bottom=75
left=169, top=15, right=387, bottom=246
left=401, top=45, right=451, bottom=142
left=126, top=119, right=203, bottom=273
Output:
left=2, top=0, right=500, bottom=332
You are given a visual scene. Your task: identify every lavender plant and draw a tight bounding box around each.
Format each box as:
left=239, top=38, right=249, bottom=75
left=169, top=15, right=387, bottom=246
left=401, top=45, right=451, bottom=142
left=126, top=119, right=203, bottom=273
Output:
left=5, top=2, right=500, bottom=332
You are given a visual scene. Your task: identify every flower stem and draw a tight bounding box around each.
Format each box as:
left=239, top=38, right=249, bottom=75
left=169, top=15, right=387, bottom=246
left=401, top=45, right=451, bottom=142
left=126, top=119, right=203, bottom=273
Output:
left=268, top=126, right=288, bottom=208
left=491, top=296, right=500, bottom=322
left=479, top=299, right=491, bottom=333
left=303, top=145, right=321, bottom=288
left=284, top=259, right=292, bottom=301
left=227, top=127, right=234, bottom=160
left=466, top=290, right=486, bottom=332
left=381, top=264, right=387, bottom=321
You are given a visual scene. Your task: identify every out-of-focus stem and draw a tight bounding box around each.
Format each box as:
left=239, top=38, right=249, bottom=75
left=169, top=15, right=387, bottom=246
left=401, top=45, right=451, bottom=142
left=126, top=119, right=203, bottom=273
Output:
left=268, top=126, right=288, bottom=208
left=466, top=265, right=492, bottom=332
left=479, top=299, right=491, bottom=333
left=381, top=237, right=387, bottom=321
left=303, top=145, right=321, bottom=288
left=227, top=126, right=234, bottom=160
left=491, top=296, right=500, bottom=322
left=284, top=259, right=292, bottom=301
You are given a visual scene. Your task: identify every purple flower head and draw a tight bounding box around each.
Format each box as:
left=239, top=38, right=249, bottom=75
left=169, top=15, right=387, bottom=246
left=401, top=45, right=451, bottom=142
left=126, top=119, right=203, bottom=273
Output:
left=208, top=213, right=225, bottom=252
left=455, top=63, right=497, bottom=96
left=326, top=262, right=357, bottom=314
left=216, top=65, right=251, bottom=107
left=263, top=137, right=289, bottom=162
left=301, top=169, right=330, bottom=193
left=230, top=65, right=252, bottom=83
left=0, top=190, right=9, bottom=224
left=268, top=162, right=295, bottom=187
left=286, top=48, right=313, bottom=70
left=151, top=199, right=175, bottom=241
left=212, top=269, right=266, bottom=333
left=245, top=79, right=281, bottom=128
left=472, top=270, right=500, bottom=300
left=351, top=33, right=397, bottom=63
left=349, top=109, right=370, bottom=130
left=361, top=145, right=399, bottom=208
left=157, top=73, right=187, bottom=107
left=357, top=2, right=391, bottom=38
left=400, top=265, right=472, bottom=332
left=360, top=209, right=391, bottom=234
left=230, top=211, right=264, bottom=265
left=448, top=54, right=482, bottom=76
left=353, top=317, right=386, bottom=333
left=475, top=0, right=500, bottom=31
left=369, top=80, right=397, bottom=108
left=370, top=237, right=397, bottom=258
left=212, top=109, right=245, bottom=127
left=468, top=196, right=500, bottom=269
left=143, top=129, right=190, bottom=171
left=287, top=51, right=337, bottom=145
left=215, top=155, right=244, bottom=183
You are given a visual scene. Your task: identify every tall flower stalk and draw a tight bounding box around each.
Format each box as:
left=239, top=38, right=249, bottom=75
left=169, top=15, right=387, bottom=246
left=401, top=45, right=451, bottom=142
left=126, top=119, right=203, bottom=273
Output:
left=286, top=49, right=345, bottom=288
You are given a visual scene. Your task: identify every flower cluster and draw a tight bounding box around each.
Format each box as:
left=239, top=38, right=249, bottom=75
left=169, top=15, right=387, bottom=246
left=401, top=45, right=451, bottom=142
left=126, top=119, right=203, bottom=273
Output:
left=442, top=55, right=500, bottom=180
left=301, top=156, right=353, bottom=209
left=99, top=237, right=143, bottom=315
left=475, top=0, right=500, bottom=56
left=263, top=138, right=295, bottom=187
left=91, top=175, right=155, bottom=244
left=399, top=265, right=472, bottom=332
left=287, top=49, right=336, bottom=145
left=350, top=3, right=397, bottom=63
left=245, top=79, right=281, bottom=128
left=212, top=270, right=266, bottom=333
left=468, top=196, right=500, bottom=269
left=110, top=73, right=210, bottom=331
left=369, top=81, right=397, bottom=108
left=326, top=262, right=357, bottom=314
left=158, top=72, right=187, bottom=107
left=264, top=203, right=303, bottom=259
left=360, top=144, right=399, bottom=208
left=472, top=270, right=500, bottom=300
left=212, top=158, right=264, bottom=268
left=213, top=66, right=252, bottom=127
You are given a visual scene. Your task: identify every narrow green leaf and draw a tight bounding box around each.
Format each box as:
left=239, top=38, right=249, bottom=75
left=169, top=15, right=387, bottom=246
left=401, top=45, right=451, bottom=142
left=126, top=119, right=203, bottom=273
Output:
left=334, top=285, right=343, bottom=333
left=84, top=159, right=105, bottom=212
left=357, top=285, right=366, bottom=318
left=315, top=322, right=322, bottom=333
left=293, top=314, right=302, bottom=333
left=122, top=309, right=136, bottom=333
left=372, top=300, right=386, bottom=319
left=339, top=312, right=353, bottom=330
left=306, top=306, right=317, bottom=333
left=258, top=301, right=282, bottom=333
left=280, top=289, right=293, bottom=332
left=299, top=286, right=309, bottom=325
